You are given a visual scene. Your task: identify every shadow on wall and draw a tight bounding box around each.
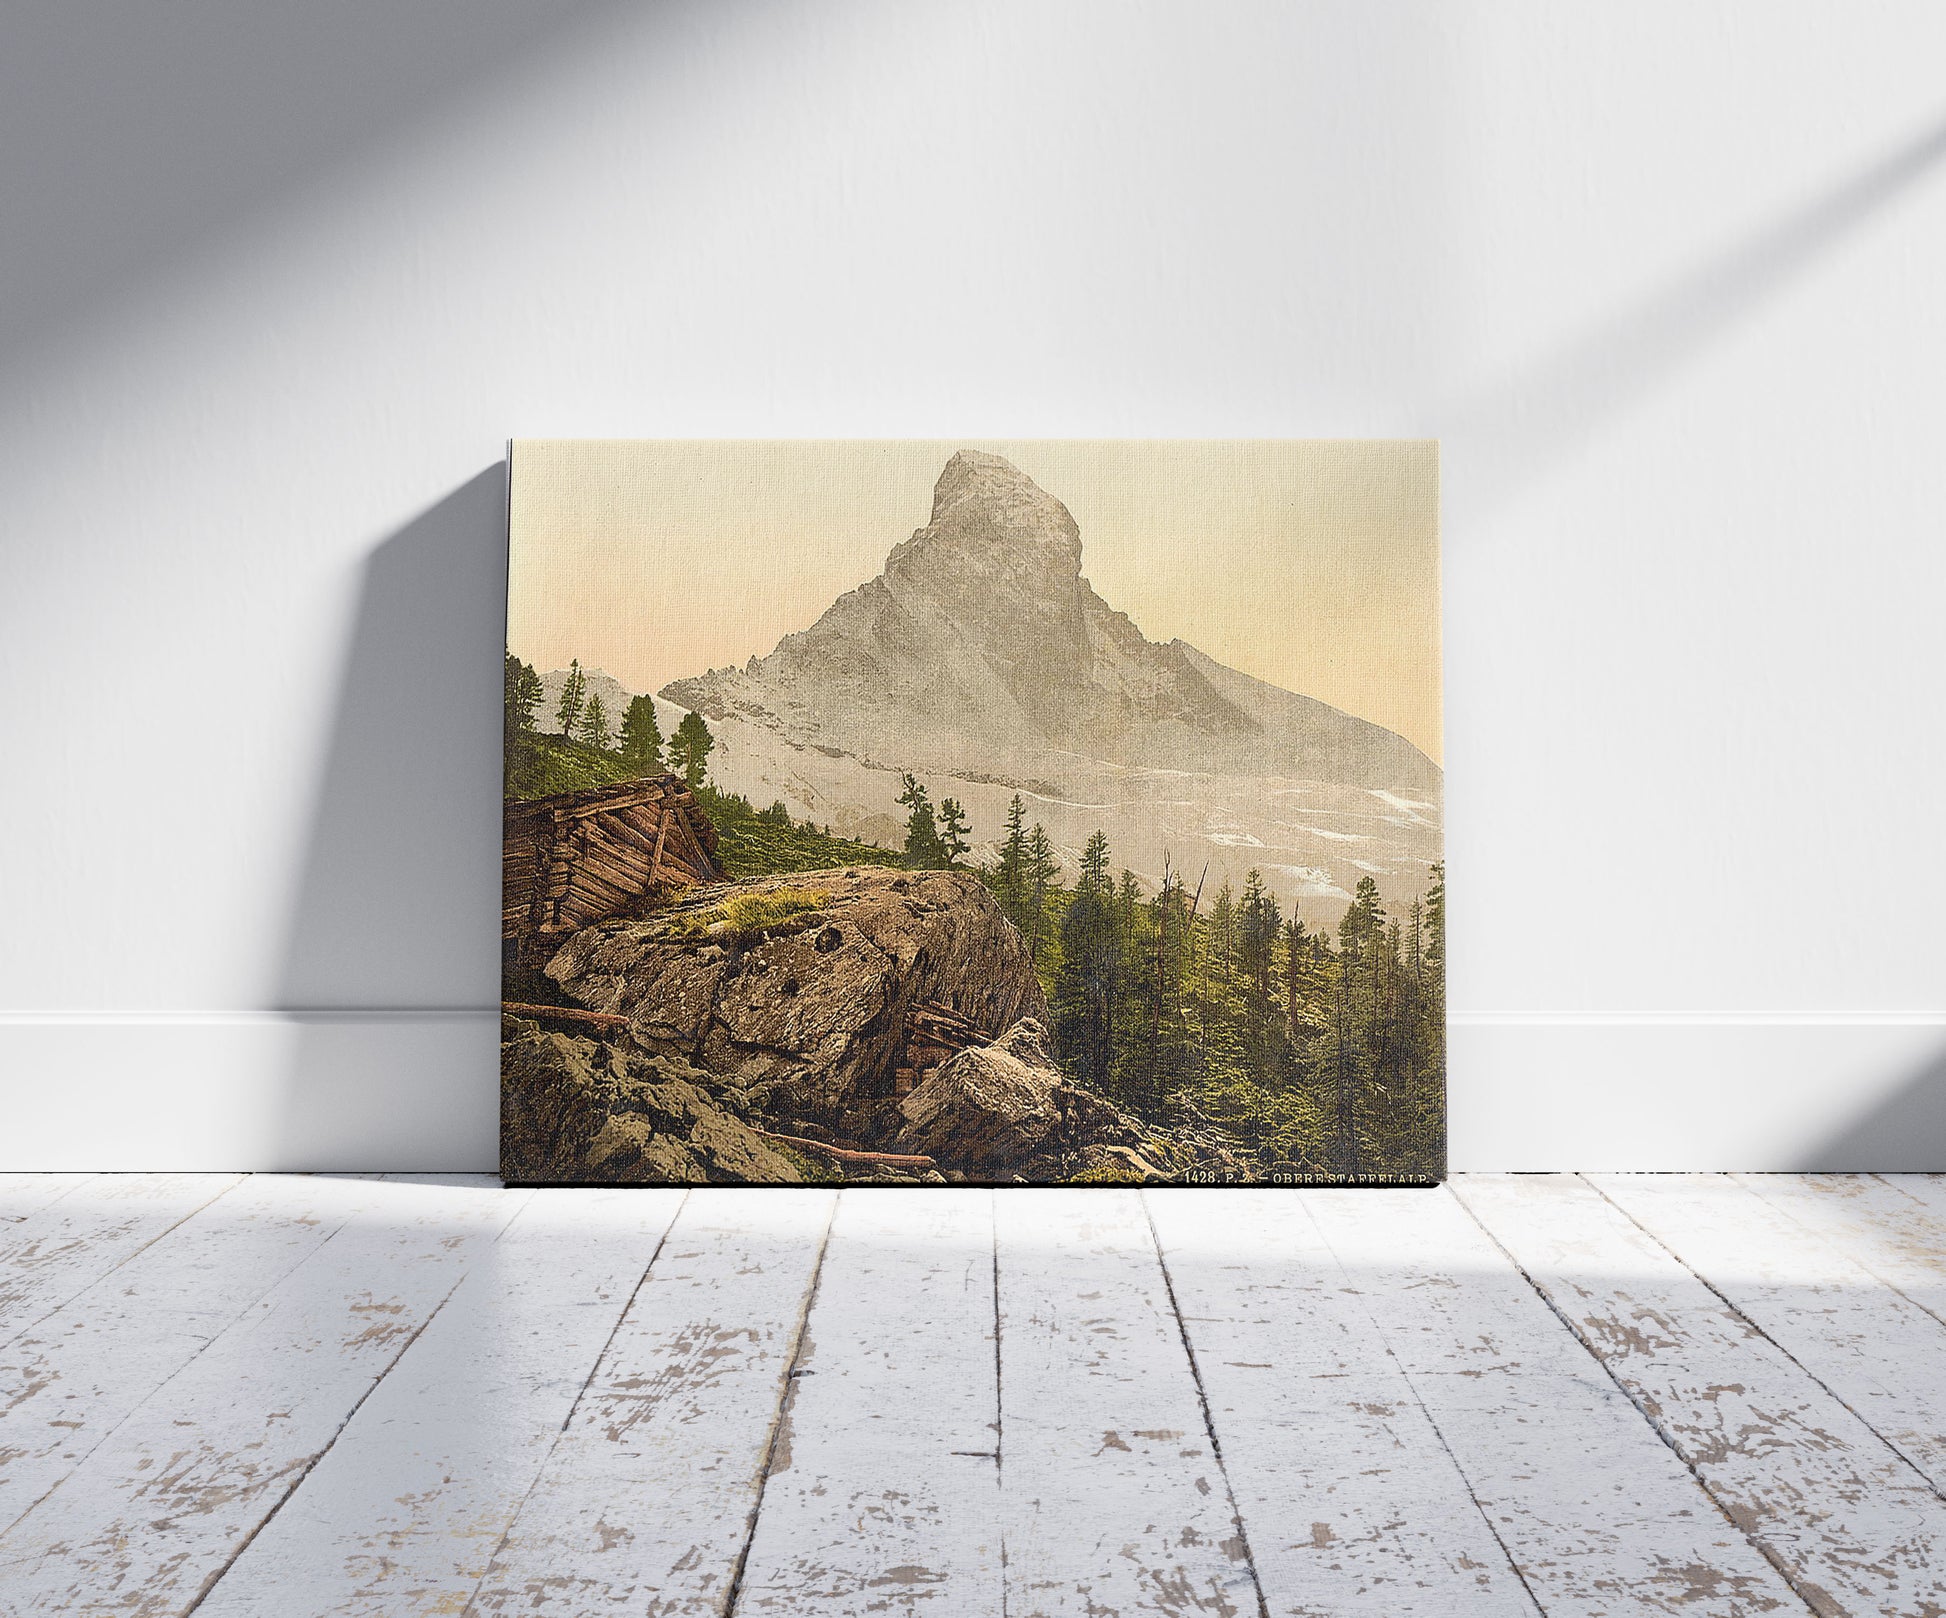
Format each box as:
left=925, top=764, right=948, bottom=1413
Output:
left=0, top=0, right=644, bottom=375
left=1446, top=110, right=1946, bottom=515
left=272, top=466, right=508, bottom=1171
left=1795, top=1043, right=1946, bottom=1173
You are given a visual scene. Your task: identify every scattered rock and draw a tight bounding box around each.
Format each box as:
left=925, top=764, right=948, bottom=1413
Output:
left=1069, top=1144, right=1170, bottom=1184
left=526, top=864, right=1246, bottom=1183
left=499, top=1015, right=813, bottom=1184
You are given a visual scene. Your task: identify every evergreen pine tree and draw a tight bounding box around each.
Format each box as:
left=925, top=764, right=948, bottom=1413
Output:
left=1122, top=859, right=1201, bottom=1119
left=1341, top=877, right=1386, bottom=962
left=1318, top=878, right=1391, bottom=1180
left=996, top=795, right=1029, bottom=924
left=669, top=711, right=715, bottom=788
left=1208, top=881, right=1237, bottom=995
left=1117, top=869, right=1143, bottom=954
left=1025, top=823, right=1060, bottom=963
left=618, top=695, right=664, bottom=773
left=554, top=660, right=586, bottom=737
left=504, top=654, right=542, bottom=740
left=1236, top=869, right=1283, bottom=1082
left=503, top=654, right=544, bottom=797
left=1053, top=830, right=1122, bottom=1095
left=576, top=693, right=612, bottom=750
left=1281, top=915, right=1311, bottom=1043
left=1238, top=871, right=1280, bottom=1003
left=896, top=774, right=946, bottom=867
left=937, top=798, right=972, bottom=866
left=1424, top=862, right=1446, bottom=990
left=1331, top=950, right=1364, bottom=1178
left=1421, top=862, right=1448, bottom=1164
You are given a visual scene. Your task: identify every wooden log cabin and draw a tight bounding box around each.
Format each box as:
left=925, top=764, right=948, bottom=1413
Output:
left=504, top=775, right=723, bottom=962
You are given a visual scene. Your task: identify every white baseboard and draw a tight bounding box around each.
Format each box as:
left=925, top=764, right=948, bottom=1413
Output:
left=1, top=1013, right=1941, bottom=1172
left=0, top=1013, right=500, bottom=1173
left=1448, top=1014, right=1946, bottom=1171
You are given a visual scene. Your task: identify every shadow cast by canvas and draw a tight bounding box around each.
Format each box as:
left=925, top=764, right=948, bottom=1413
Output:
left=270, top=466, right=508, bottom=1169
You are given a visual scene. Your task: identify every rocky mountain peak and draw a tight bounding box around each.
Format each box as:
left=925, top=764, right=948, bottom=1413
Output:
left=887, top=451, right=1084, bottom=587
left=929, top=449, right=1068, bottom=525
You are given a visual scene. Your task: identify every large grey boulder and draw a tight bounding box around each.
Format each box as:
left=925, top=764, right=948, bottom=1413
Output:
left=892, top=1017, right=1158, bottom=1176
left=544, top=866, right=1046, bottom=1133
left=891, top=1018, right=1065, bottom=1169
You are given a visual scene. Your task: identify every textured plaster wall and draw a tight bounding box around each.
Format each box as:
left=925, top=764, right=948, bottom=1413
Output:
left=3, top=2, right=1942, bottom=1167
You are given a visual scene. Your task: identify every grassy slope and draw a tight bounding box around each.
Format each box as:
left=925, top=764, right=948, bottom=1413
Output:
left=696, top=785, right=909, bottom=878
left=505, top=731, right=635, bottom=799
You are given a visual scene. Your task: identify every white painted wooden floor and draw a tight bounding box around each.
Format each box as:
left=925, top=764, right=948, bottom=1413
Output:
left=2, top=1176, right=1943, bottom=1616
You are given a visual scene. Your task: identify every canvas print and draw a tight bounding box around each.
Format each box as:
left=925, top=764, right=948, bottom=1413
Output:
left=502, top=441, right=1444, bottom=1186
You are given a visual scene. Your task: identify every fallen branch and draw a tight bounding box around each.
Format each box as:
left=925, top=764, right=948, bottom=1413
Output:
left=755, top=1130, right=936, bottom=1170
left=501, top=1001, right=631, bottom=1032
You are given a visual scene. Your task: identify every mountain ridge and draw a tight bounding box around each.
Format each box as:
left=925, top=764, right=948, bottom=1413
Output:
left=662, top=450, right=1439, bottom=794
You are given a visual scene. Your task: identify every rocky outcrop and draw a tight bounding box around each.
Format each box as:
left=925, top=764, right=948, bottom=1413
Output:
left=499, top=1015, right=812, bottom=1184
left=542, top=866, right=1046, bottom=1135
left=520, top=862, right=1253, bottom=1183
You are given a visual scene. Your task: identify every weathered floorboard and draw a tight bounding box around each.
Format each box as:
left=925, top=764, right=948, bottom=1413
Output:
left=1878, top=1175, right=1946, bottom=1220
left=0, top=1173, right=244, bottom=1347
left=4, top=1174, right=1939, bottom=1615
left=0, top=1174, right=401, bottom=1535
left=0, top=1175, right=525, bottom=1615
left=1594, top=1173, right=1946, bottom=1498
left=1147, top=1188, right=1539, bottom=1616
left=1309, top=1186, right=1805, bottom=1615
left=732, top=1189, right=1003, bottom=1615
left=465, top=1188, right=838, bottom=1616
left=1459, top=1173, right=1946, bottom=1616
left=0, top=1174, right=95, bottom=1223
left=1735, top=1174, right=1946, bottom=1325
left=194, top=1186, right=686, bottom=1617
left=995, top=1188, right=1261, bottom=1618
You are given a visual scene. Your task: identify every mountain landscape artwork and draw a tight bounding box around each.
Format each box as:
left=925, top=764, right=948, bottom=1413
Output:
left=502, top=441, right=1445, bottom=1186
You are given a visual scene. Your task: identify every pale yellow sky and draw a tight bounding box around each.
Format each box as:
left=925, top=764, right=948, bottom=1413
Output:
left=508, top=440, right=1442, bottom=762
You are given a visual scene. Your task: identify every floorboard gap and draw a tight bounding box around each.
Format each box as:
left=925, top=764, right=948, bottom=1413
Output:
left=1141, top=1191, right=1272, bottom=1618
left=718, top=1191, right=840, bottom=1618
left=1584, top=1174, right=1946, bottom=1509
left=182, top=1267, right=475, bottom=1615
left=455, top=1188, right=691, bottom=1618
left=1453, top=1182, right=1826, bottom=1618
left=991, top=1188, right=1009, bottom=1618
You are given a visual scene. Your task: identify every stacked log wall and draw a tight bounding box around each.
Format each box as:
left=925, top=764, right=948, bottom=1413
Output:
left=891, top=1000, right=989, bottom=1098
left=503, top=775, right=724, bottom=951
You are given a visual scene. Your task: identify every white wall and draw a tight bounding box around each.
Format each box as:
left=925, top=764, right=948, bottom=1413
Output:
left=4, top=1, right=1943, bottom=1170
